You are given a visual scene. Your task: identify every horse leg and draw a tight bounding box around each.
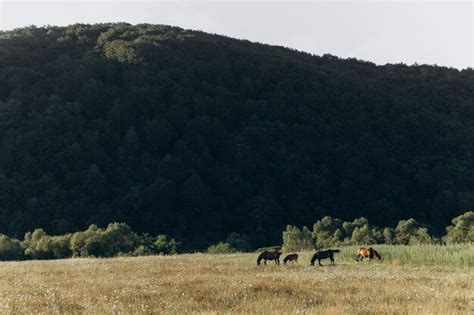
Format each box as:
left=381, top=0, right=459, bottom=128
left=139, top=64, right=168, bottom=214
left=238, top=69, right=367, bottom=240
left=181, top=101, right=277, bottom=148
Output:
left=318, top=259, right=323, bottom=266
left=330, top=256, right=335, bottom=266
left=264, top=259, right=267, bottom=265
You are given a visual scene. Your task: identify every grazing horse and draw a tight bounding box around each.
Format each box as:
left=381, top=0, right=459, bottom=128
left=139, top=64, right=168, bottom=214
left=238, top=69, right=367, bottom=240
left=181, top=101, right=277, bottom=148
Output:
left=310, top=249, right=341, bottom=266
left=283, top=253, right=298, bottom=264
left=257, top=250, right=282, bottom=265
left=355, top=247, right=381, bottom=261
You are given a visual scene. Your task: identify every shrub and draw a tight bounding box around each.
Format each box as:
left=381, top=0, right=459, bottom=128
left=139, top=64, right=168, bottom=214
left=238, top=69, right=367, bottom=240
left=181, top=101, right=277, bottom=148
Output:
left=0, top=234, right=24, bottom=260
left=69, top=223, right=140, bottom=257
left=383, top=227, right=396, bottom=244
left=154, top=234, right=179, bottom=254
left=207, top=242, right=236, bottom=254
left=70, top=224, right=100, bottom=257
left=282, top=225, right=314, bottom=252
left=312, top=216, right=343, bottom=248
left=23, top=229, right=72, bottom=259
left=444, top=211, right=474, bottom=243
left=395, top=218, right=432, bottom=245
left=351, top=224, right=382, bottom=244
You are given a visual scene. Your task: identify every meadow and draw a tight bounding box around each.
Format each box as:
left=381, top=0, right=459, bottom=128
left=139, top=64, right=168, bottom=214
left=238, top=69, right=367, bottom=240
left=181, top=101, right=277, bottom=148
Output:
left=0, top=244, right=472, bottom=314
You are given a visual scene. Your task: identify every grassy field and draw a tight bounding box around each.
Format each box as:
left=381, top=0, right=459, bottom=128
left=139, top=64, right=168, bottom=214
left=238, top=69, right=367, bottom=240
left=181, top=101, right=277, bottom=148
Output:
left=0, top=245, right=472, bottom=314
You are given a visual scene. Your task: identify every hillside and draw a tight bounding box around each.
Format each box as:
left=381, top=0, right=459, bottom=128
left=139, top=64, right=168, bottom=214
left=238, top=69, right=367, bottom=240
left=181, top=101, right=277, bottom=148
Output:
left=0, top=23, right=473, bottom=248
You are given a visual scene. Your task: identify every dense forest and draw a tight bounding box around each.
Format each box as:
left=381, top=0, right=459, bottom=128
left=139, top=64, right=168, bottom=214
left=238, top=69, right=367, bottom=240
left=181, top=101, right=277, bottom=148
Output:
left=0, top=23, right=473, bottom=249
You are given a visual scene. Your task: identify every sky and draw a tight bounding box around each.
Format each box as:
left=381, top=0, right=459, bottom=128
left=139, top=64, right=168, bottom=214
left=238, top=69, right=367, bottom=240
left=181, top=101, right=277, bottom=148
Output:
left=0, top=1, right=472, bottom=69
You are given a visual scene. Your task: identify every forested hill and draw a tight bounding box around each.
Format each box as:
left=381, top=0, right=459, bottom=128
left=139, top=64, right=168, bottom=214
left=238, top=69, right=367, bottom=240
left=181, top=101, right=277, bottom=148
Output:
left=0, top=23, right=473, bottom=249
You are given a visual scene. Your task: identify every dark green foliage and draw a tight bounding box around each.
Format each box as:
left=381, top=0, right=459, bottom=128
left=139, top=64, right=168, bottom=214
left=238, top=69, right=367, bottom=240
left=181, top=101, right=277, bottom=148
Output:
left=395, top=218, right=432, bottom=245
left=285, top=215, right=446, bottom=248
left=69, top=222, right=140, bottom=257
left=0, top=234, right=24, bottom=260
left=23, top=229, right=72, bottom=259
left=226, top=232, right=252, bottom=252
left=444, top=211, right=474, bottom=243
left=0, top=222, right=178, bottom=260
left=0, top=23, right=473, bottom=249
left=153, top=234, right=179, bottom=255
left=312, top=216, right=344, bottom=248
left=282, top=225, right=314, bottom=252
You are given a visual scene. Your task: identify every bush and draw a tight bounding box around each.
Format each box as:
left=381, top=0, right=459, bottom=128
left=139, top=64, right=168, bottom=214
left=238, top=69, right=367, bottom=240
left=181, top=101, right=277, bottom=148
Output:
left=395, top=218, right=432, bottom=245
left=207, top=242, right=236, bottom=254
left=444, top=211, right=474, bottom=243
left=69, top=223, right=140, bottom=257
left=154, top=234, right=179, bottom=254
left=312, top=216, right=343, bottom=248
left=282, top=225, right=314, bottom=252
left=351, top=224, right=382, bottom=244
left=70, top=224, right=100, bottom=257
left=23, top=229, right=72, bottom=259
left=383, top=227, right=396, bottom=244
left=0, top=234, right=24, bottom=260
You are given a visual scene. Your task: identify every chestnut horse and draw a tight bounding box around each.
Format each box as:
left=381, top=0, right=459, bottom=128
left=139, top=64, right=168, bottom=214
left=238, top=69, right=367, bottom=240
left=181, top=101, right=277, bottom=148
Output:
left=355, top=247, right=381, bottom=261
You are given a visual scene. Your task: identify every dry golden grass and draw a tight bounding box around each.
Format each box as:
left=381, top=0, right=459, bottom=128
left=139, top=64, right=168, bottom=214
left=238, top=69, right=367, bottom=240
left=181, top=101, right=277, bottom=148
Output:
left=0, top=251, right=472, bottom=314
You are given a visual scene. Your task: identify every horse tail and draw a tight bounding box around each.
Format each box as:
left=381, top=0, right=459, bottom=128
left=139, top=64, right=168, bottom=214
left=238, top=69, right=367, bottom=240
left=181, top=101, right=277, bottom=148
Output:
left=373, top=249, right=381, bottom=260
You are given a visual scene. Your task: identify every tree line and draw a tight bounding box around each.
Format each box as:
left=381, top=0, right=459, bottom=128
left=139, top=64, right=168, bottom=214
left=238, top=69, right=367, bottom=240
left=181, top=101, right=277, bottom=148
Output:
left=0, top=222, right=178, bottom=260
left=0, top=24, right=474, bottom=249
left=209, top=211, right=474, bottom=253
left=0, top=211, right=471, bottom=260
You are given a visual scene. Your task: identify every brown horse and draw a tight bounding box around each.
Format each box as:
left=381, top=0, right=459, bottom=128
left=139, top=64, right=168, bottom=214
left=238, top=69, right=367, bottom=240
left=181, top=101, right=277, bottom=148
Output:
left=355, top=247, right=381, bottom=261
left=283, top=253, right=298, bottom=264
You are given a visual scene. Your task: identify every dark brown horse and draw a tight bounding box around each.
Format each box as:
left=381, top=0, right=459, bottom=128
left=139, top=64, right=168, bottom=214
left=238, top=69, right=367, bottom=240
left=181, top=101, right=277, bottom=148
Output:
left=257, top=250, right=282, bottom=265
left=283, top=253, right=298, bottom=264
left=310, top=249, right=341, bottom=266
left=355, top=247, right=381, bottom=261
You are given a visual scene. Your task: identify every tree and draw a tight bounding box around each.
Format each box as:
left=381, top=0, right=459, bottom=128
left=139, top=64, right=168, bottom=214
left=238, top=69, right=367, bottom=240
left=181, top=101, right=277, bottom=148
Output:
left=312, top=216, right=343, bottom=248
left=342, top=217, right=369, bottom=241
left=226, top=233, right=252, bottom=252
left=383, top=227, right=396, bottom=244
left=282, top=225, right=314, bottom=252
left=444, top=211, right=474, bottom=243
left=0, top=234, right=23, bottom=260
left=154, top=234, right=179, bottom=254
left=395, top=218, right=432, bottom=245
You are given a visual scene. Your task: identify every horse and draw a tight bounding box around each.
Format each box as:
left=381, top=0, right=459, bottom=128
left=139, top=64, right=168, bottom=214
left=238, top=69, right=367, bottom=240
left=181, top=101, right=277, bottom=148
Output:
left=283, top=253, right=298, bottom=264
left=257, top=250, right=282, bottom=265
left=355, top=247, right=381, bottom=261
left=310, top=249, right=341, bottom=266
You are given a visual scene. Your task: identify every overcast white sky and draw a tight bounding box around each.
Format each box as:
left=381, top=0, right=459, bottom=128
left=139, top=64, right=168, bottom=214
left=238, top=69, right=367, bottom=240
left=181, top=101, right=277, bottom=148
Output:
left=0, top=1, right=472, bottom=69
